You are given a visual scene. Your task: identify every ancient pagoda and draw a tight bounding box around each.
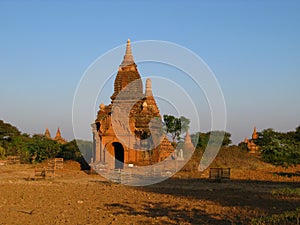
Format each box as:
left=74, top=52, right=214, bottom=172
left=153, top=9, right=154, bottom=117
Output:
left=91, top=39, right=174, bottom=169
left=244, top=127, right=259, bottom=153
left=44, top=128, right=67, bottom=144
left=53, top=128, right=67, bottom=144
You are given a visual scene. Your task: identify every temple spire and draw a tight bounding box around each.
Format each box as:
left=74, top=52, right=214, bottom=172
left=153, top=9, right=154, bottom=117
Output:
left=55, top=128, right=62, bottom=139
left=252, top=126, right=258, bottom=139
left=184, top=131, right=193, bottom=145
left=183, top=130, right=194, bottom=155
left=145, top=78, right=153, bottom=96
left=121, top=39, right=135, bottom=67
left=53, top=128, right=67, bottom=144
left=44, top=128, right=51, bottom=139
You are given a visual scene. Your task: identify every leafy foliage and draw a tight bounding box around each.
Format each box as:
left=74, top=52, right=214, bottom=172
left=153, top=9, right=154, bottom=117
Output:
left=27, top=135, right=61, bottom=162
left=163, top=115, right=190, bottom=144
left=191, top=131, right=232, bottom=148
left=58, top=140, right=92, bottom=161
left=57, top=140, right=92, bottom=170
left=295, top=125, right=300, bottom=142
left=0, top=120, right=92, bottom=164
left=0, top=145, right=5, bottom=159
left=251, top=208, right=300, bottom=225
left=256, top=127, right=300, bottom=167
left=261, top=139, right=300, bottom=167
left=58, top=140, right=81, bottom=160
left=271, top=188, right=300, bottom=197
left=0, top=120, right=21, bottom=139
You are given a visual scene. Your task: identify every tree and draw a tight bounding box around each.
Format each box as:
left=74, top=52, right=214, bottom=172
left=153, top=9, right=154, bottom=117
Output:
left=9, top=135, right=32, bottom=162
left=256, top=127, right=300, bottom=167
left=295, top=125, right=300, bottom=142
left=163, top=115, right=190, bottom=145
left=27, top=135, right=61, bottom=162
left=191, top=132, right=208, bottom=149
left=0, top=120, right=21, bottom=139
left=58, top=140, right=85, bottom=160
left=57, top=140, right=92, bottom=170
left=207, top=131, right=232, bottom=146
left=261, top=138, right=300, bottom=167
left=76, top=139, right=93, bottom=161
left=0, top=120, right=22, bottom=152
left=191, top=131, right=232, bottom=149
left=0, top=146, right=5, bottom=159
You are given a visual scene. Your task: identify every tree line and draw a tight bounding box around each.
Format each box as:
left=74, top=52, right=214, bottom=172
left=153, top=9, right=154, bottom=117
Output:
left=1, top=117, right=299, bottom=168
left=252, top=127, right=300, bottom=167
left=0, top=120, right=92, bottom=165
left=163, top=115, right=300, bottom=168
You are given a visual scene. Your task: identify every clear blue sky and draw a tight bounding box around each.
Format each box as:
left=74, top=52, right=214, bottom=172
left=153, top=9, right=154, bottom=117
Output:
left=0, top=0, right=299, bottom=143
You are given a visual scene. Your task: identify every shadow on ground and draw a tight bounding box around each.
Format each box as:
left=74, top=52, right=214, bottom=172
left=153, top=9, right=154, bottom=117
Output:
left=104, top=201, right=233, bottom=225
left=137, top=178, right=300, bottom=215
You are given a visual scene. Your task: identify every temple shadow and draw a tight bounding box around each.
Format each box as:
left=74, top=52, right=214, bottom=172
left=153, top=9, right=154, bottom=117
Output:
left=136, top=178, right=300, bottom=215
left=271, top=171, right=300, bottom=178
left=104, top=202, right=234, bottom=225
left=76, top=156, right=91, bottom=171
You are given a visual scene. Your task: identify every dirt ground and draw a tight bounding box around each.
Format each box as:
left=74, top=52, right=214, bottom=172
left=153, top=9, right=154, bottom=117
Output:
left=0, top=161, right=299, bottom=225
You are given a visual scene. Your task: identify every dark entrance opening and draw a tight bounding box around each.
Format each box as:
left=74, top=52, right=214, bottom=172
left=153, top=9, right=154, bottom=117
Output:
left=113, top=142, right=124, bottom=169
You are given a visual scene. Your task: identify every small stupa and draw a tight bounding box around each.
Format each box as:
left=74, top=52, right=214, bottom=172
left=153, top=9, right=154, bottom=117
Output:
left=183, top=131, right=194, bottom=151
left=53, top=128, right=67, bottom=144
left=44, top=128, right=67, bottom=144
left=244, top=127, right=259, bottom=153
left=44, top=128, right=51, bottom=139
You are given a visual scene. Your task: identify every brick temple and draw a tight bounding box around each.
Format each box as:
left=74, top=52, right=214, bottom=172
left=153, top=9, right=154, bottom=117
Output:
left=44, top=128, right=67, bottom=144
left=91, top=39, right=174, bottom=169
left=244, top=127, right=259, bottom=153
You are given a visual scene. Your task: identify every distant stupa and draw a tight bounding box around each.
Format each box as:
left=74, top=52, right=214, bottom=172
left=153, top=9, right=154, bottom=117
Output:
left=183, top=131, right=194, bottom=151
left=244, top=127, right=259, bottom=153
left=53, top=128, right=67, bottom=144
left=44, top=128, right=67, bottom=144
left=44, top=128, right=51, bottom=139
left=252, top=127, right=258, bottom=140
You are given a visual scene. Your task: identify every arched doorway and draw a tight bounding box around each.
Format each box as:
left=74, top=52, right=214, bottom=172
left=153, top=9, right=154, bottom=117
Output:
left=113, top=142, right=124, bottom=169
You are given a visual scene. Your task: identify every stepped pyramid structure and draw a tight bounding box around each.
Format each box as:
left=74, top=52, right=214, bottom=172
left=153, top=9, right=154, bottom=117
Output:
left=91, top=39, right=174, bottom=169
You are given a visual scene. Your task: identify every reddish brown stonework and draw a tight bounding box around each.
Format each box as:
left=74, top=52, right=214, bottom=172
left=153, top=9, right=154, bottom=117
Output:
left=244, top=127, right=259, bottom=153
left=91, top=40, right=174, bottom=168
left=53, top=128, right=67, bottom=144
left=44, top=128, right=51, bottom=139
left=44, top=128, right=67, bottom=144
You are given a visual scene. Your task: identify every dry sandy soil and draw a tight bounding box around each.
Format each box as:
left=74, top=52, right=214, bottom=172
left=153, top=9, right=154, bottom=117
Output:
left=0, top=161, right=299, bottom=225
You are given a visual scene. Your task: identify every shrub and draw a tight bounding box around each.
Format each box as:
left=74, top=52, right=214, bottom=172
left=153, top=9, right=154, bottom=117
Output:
left=271, top=188, right=300, bottom=197
left=251, top=208, right=300, bottom=225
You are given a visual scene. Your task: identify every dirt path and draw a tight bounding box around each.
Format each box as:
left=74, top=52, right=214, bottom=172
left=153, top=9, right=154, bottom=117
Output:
left=0, top=162, right=299, bottom=225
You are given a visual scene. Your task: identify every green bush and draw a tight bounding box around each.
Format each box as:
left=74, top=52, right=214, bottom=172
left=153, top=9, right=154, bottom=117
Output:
left=271, top=188, right=300, bottom=197
left=0, top=145, right=5, bottom=159
left=257, top=127, right=300, bottom=167
left=251, top=208, right=300, bottom=225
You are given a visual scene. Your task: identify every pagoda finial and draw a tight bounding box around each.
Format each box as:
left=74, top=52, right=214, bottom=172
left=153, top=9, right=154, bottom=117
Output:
left=145, top=78, right=153, bottom=96
left=55, top=128, right=62, bottom=139
left=44, top=128, right=51, bottom=139
left=183, top=130, right=194, bottom=153
left=252, top=126, right=258, bottom=140
left=184, top=131, right=192, bottom=144
left=53, top=127, right=67, bottom=144
left=121, top=39, right=134, bottom=67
